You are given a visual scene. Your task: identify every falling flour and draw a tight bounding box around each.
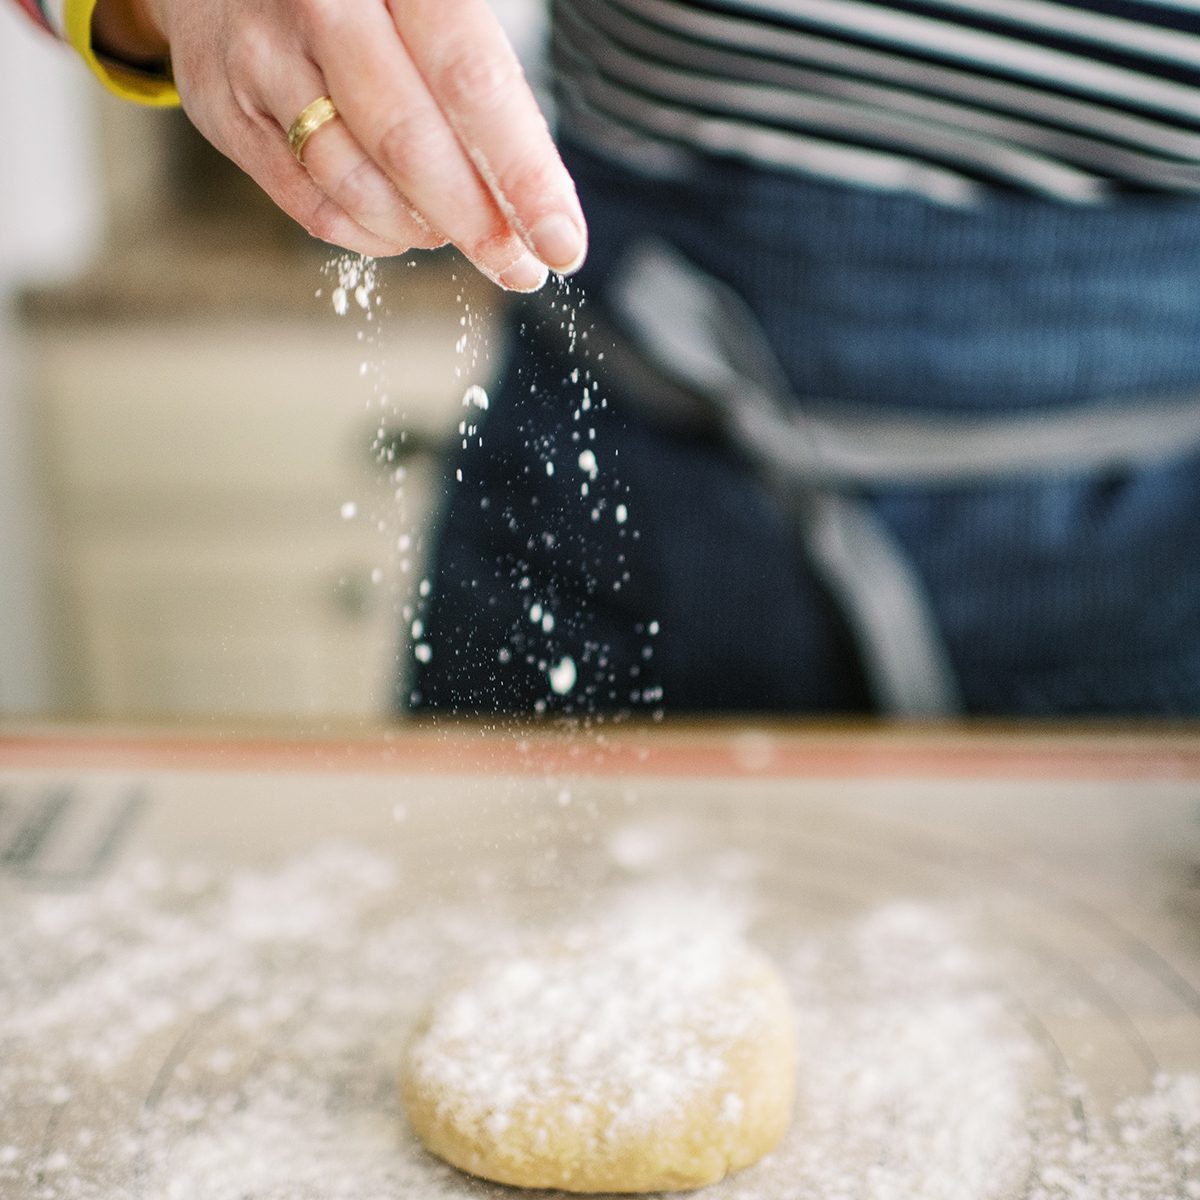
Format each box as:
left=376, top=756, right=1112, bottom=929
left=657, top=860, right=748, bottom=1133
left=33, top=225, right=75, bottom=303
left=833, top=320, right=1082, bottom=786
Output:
left=548, top=656, right=578, bottom=695
left=326, top=255, right=378, bottom=319
left=0, top=846, right=1196, bottom=1200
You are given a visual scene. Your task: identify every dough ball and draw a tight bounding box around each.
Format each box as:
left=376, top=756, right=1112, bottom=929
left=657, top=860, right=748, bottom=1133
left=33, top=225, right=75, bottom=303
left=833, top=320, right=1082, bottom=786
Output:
left=402, top=909, right=795, bottom=1193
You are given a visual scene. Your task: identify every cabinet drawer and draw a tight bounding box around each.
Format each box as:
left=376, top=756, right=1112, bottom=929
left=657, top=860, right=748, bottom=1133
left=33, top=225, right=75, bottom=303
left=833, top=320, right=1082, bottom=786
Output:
left=65, top=527, right=415, bottom=719
left=32, top=318, right=478, bottom=500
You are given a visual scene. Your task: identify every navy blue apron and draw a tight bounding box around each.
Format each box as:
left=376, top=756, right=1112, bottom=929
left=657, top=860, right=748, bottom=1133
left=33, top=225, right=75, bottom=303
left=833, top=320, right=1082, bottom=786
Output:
left=410, top=140, right=1200, bottom=716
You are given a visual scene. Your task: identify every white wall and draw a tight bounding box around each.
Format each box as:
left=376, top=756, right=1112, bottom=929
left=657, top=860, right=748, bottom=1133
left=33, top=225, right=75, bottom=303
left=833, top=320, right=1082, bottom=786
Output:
left=0, top=5, right=102, bottom=715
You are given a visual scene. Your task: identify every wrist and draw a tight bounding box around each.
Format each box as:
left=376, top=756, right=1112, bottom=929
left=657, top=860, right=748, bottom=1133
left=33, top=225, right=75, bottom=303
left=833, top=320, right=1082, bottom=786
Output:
left=91, top=0, right=169, bottom=65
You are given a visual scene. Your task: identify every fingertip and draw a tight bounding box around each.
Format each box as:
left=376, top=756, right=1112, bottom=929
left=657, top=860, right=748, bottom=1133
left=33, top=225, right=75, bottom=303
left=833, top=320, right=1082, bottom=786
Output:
left=527, top=213, right=587, bottom=275
left=557, top=238, right=588, bottom=277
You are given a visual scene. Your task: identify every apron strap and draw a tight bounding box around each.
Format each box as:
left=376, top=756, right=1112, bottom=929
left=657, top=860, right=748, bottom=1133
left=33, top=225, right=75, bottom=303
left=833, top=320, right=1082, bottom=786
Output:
left=793, top=488, right=964, bottom=718
left=610, top=239, right=1200, bottom=486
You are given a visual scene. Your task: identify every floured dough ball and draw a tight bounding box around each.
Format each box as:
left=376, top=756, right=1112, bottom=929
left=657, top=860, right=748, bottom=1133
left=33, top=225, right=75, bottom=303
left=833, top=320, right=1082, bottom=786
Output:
left=402, top=906, right=795, bottom=1192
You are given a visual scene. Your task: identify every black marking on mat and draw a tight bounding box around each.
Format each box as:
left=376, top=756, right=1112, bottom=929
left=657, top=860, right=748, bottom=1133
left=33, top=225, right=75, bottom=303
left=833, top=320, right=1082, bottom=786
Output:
left=84, top=789, right=147, bottom=879
left=1, top=786, right=73, bottom=868
left=1, top=783, right=147, bottom=883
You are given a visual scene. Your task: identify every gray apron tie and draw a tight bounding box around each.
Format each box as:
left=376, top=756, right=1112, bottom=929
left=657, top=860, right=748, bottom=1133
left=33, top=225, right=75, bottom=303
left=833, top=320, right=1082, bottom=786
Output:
left=536, top=239, right=1200, bottom=717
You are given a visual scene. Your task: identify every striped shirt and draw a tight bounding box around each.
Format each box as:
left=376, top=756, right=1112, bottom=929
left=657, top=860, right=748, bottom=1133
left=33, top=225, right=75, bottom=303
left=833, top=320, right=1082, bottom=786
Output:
left=14, top=0, right=61, bottom=35
left=549, top=0, right=1200, bottom=203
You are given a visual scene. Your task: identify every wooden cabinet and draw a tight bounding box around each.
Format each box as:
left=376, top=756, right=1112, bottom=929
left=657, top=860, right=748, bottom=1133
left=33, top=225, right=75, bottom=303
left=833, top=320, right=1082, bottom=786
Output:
left=27, top=297, right=490, bottom=720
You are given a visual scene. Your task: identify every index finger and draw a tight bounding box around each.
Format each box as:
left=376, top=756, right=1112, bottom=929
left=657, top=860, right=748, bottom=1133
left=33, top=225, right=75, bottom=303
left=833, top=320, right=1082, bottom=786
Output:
left=397, top=0, right=588, bottom=274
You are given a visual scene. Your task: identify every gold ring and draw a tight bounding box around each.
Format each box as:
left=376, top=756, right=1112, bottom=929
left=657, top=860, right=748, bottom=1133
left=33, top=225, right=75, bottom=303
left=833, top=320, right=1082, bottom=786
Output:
left=287, top=96, right=338, bottom=162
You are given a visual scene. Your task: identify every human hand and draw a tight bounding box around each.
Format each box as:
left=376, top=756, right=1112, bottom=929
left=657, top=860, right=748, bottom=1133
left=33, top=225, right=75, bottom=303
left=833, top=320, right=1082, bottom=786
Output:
left=92, top=0, right=587, bottom=290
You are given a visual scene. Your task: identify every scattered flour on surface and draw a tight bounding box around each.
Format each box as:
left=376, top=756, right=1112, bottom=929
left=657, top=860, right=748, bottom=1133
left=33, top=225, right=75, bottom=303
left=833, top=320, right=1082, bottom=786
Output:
left=1, top=845, right=1196, bottom=1200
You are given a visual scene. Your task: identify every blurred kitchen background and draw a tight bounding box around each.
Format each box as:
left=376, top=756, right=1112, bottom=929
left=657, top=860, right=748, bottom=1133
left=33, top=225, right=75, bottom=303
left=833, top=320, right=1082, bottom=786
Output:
left=0, top=0, right=547, bottom=724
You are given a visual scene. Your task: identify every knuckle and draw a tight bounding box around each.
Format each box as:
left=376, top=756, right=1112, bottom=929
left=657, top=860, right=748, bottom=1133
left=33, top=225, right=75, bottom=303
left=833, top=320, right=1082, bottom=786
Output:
left=228, top=82, right=265, bottom=126
left=501, top=152, right=561, bottom=207
left=299, top=0, right=344, bottom=40
left=303, top=196, right=345, bottom=245
left=330, top=157, right=385, bottom=216
left=376, top=107, right=449, bottom=179
left=434, top=45, right=521, bottom=116
left=223, top=19, right=275, bottom=85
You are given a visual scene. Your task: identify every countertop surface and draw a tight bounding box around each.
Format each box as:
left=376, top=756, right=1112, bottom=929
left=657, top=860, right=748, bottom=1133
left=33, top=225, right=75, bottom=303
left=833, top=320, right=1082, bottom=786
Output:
left=4, top=719, right=1200, bottom=777
left=2, top=721, right=1199, bottom=1199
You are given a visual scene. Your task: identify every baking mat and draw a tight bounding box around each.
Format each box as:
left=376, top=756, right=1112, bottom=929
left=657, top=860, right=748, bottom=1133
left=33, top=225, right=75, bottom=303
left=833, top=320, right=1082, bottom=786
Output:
left=1, top=759, right=1199, bottom=1199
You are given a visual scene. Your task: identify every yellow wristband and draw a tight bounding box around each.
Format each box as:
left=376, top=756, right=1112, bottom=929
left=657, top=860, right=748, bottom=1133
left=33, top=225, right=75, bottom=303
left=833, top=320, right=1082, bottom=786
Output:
left=65, top=0, right=180, bottom=106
